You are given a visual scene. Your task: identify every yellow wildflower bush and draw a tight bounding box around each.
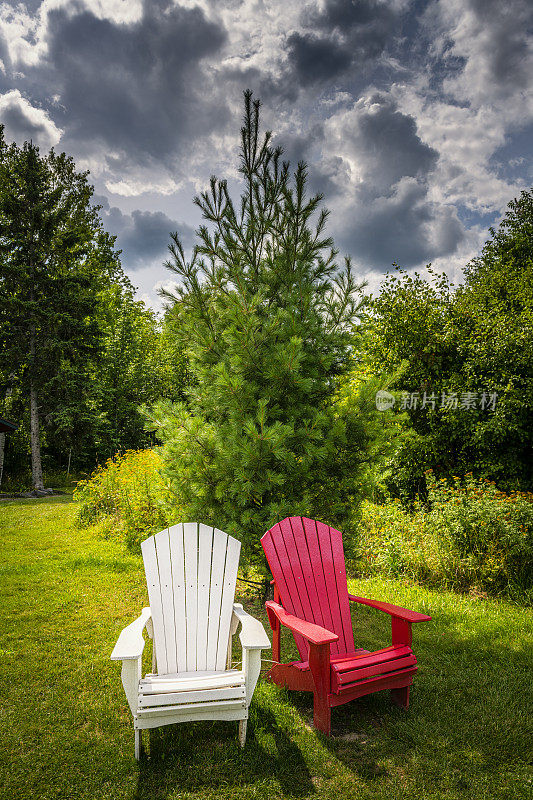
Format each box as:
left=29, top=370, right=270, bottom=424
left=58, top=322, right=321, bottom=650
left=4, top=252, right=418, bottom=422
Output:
left=74, top=449, right=180, bottom=550
left=356, top=471, right=533, bottom=601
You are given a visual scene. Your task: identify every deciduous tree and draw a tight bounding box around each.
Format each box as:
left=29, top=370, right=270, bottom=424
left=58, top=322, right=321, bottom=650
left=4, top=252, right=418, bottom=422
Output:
left=0, top=132, right=120, bottom=488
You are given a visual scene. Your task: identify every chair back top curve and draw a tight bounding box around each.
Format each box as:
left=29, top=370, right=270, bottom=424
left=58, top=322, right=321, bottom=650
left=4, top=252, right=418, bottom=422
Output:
left=261, top=516, right=355, bottom=660
left=141, top=523, right=241, bottom=676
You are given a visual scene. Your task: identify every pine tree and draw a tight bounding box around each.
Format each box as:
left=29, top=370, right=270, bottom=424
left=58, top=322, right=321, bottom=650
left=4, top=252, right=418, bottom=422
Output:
left=150, top=92, right=385, bottom=569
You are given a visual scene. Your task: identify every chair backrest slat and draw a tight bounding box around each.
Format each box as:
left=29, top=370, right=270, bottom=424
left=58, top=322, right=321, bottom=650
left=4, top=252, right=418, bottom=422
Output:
left=262, top=516, right=355, bottom=659
left=205, top=529, right=229, bottom=668
left=328, top=520, right=354, bottom=652
left=141, top=523, right=241, bottom=675
left=196, top=524, right=214, bottom=671
left=216, top=535, right=241, bottom=670
left=142, top=535, right=169, bottom=673
left=154, top=529, right=177, bottom=673
left=315, top=519, right=345, bottom=655
left=168, top=523, right=187, bottom=672
left=183, top=522, right=199, bottom=671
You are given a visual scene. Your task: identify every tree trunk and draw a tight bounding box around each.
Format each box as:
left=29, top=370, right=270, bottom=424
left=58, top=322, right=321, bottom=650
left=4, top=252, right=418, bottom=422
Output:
left=28, top=276, right=44, bottom=492
left=30, top=380, right=44, bottom=491
left=0, top=431, right=5, bottom=490
left=0, top=379, right=15, bottom=490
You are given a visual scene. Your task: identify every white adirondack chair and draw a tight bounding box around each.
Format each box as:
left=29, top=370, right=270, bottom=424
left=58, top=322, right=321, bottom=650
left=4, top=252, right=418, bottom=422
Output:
left=111, top=522, right=270, bottom=758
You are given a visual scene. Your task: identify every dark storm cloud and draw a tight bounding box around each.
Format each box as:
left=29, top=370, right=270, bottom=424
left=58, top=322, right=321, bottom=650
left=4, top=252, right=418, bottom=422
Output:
left=0, top=90, right=59, bottom=148
left=268, top=89, right=455, bottom=268
left=96, top=197, right=194, bottom=270
left=286, top=33, right=352, bottom=85
left=310, top=0, right=394, bottom=31
left=468, top=0, right=532, bottom=88
left=41, top=0, right=228, bottom=160
left=271, top=123, right=347, bottom=199
left=286, top=0, right=399, bottom=86
left=339, top=180, right=465, bottom=269
left=329, top=92, right=464, bottom=268
left=344, top=93, right=439, bottom=193
left=0, top=0, right=526, bottom=293
left=1, top=97, right=45, bottom=141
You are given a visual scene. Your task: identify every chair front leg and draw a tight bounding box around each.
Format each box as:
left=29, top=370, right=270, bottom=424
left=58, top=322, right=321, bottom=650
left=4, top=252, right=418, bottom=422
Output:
left=391, top=617, right=413, bottom=709
left=242, top=646, right=262, bottom=706
left=121, top=657, right=142, bottom=716
left=391, top=616, right=413, bottom=647
left=308, top=641, right=331, bottom=736
left=272, top=582, right=281, bottom=663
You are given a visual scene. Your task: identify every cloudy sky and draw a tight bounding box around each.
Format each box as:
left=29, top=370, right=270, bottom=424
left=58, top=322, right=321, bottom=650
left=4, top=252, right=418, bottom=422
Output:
left=1, top=0, right=532, bottom=308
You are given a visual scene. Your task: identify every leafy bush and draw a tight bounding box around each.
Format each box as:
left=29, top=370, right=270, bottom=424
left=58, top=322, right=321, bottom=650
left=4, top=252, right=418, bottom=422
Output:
left=356, top=471, right=533, bottom=601
left=366, top=190, right=533, bottom=500
left=74, top=449, right=179, bottom=549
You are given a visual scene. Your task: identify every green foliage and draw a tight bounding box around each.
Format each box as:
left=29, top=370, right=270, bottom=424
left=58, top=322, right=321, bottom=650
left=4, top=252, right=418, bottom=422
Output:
left=149, top=92, right=390, bottom=569
left=0, top=131, right=190, bottom=486
left=0, top=131, right=122, bottom=486
left=157, top=301, right=193, bottom=403
left=74, top=449, right=179, bottom=549
left=453, top=190, right=533, bottom=488
left=356, top=471, right=533, bottom=600
left=335, top=354, right=409, bottom=503
left=0, top=277, right=174, bottom=485
left=91, top=283, right=170, bottom=461
left=367, top=189, right=533, bottom=499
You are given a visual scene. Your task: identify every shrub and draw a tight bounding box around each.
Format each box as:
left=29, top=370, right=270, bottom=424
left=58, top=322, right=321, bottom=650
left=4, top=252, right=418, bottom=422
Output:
left=74, top=449, right=179, bottom=550
left=356, top=471, right=533, bottom=601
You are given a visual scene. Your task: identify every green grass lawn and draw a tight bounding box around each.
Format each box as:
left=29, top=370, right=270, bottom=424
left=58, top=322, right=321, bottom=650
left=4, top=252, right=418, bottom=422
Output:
left=1, top=497, right=532, bottom=800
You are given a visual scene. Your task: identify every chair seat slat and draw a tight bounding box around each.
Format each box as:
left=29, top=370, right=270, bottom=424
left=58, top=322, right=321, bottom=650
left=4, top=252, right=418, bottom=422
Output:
left=137, top=698, right=247, bottom=718
left=139, top=685, right=246, bottom=707
left=140, top=669, right=245, bottom=694
left=336, top=655, right=417, bottom=686
left=331, top=645, right=413, bottom=671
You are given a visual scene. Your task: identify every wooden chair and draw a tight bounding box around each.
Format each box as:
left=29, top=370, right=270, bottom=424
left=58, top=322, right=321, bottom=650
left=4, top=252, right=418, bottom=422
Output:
left=261, top=516, right=431, bottom=736
left=111, top=523, right=270, bottom=758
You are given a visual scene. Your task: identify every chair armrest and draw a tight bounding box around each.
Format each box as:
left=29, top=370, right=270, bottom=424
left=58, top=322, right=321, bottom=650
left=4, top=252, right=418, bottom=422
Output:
left=348, top=595, right=431, bottom=623
left=232, top=603, right=271, bottom=650
left=265, top=601, right=338, bottom=645
left=110, top=607, right=152, bottom=661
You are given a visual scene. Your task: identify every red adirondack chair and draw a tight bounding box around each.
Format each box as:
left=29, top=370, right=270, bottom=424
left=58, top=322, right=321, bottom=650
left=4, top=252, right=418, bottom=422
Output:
left=261, top=516, right=432, bottom=735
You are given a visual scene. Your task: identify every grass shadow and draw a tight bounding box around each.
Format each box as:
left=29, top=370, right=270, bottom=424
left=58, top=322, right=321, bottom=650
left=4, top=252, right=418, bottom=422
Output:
left=135, top=701, right=314, bottom=799
left=288, top=687, right=392, bottom=781
left=268, top=594, right=532, bottom=794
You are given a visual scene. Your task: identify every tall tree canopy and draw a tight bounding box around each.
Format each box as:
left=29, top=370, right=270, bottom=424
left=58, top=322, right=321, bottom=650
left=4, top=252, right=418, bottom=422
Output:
left=91, top=282, right=189, bottom=463
left=0, top=131, right=121, bottom=489
left=368, top=188, right=533, bottom=499
left=149, top=91, right=394, bottom=568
